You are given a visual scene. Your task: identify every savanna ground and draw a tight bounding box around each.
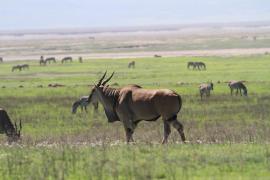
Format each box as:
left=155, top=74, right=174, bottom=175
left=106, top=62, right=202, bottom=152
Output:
left=0, top=55, right=270, bottom=179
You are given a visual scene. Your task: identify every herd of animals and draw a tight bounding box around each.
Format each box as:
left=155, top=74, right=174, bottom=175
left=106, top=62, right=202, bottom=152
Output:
left=0, top=57, right=248, bottom=144
left=0, top=56, right=83, bottom=72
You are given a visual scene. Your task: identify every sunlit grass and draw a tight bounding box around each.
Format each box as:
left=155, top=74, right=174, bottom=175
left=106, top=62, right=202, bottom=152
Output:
left=0, top=55, right=270, bottom=179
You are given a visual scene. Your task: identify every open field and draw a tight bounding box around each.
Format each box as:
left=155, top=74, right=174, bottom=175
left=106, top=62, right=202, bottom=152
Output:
left=0, top=55, right=270, bottom=179
left=2, top=23, right=270, bottom=61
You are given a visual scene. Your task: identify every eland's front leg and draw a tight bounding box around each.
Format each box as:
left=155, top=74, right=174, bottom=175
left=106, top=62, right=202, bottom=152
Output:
left=124, top=126, right=134, bottom=143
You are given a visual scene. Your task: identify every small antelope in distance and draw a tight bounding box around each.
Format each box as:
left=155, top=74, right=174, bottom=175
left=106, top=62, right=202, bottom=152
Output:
left=61, top=57, right=73, bottom=64
left=89, top=71, right=186, bottom=144
left=228, top=81, right=248, bottom=96
left=72, top=95, right=98, bottom=114
left=199, top=82, right=214, bottom=100
left=0, top=108, right=22, bottom=143
left=128, top=61, right=135, bottom=68
left=0, top=57, right=3, bottom=63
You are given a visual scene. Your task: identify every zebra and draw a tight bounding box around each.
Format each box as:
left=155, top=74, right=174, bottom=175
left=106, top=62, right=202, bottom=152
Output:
left=197, top=62, right=206, bottom=70
left=199, top=82, right=214, bottom=100
left=12, top=64, right=29, bottom=72
left=61, top=57, right=73, bottom=64
left=72, top=95, right=98, bottom=114
left=187, top=62, right=194, bottom=69
left=39, top=56, right=46, bottom=66
left=128, top=61, right=135, bottom=68
left=12, top=65, right=22, bottom=72
left=21, top=64, right=29, bottom=70
left=45, top=57, right=56, bottom=64
left=187, top=61, right=206, bottom=70
left=154, top=54, right=162, bottom=58
left=228, top=81, right=248, bottom=96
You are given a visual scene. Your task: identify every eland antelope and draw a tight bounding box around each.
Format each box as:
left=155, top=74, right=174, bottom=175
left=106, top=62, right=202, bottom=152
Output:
left=128, top=61, right=135, bottom=68
left=72, top=95, right=98, bottom=114
left=228, top=81, right=248, bottom=96
left=199, top=82, right=214, bottom=100
left=0, top=108, right=22, bottom=142
left=89, top=71, right=186, bottom=144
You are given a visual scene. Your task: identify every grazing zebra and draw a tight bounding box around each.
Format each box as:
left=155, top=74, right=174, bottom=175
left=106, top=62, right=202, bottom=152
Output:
left=72, top=95, right=98, bottom=114
left=197, top=62, right=206, bottom=70
left=45, top=57, right=56, bottom=64
left=228, top=81, right=248, bottom=96
left=11, top=64, right=29, bottom=72
left=128, top=61, right=135, bottom=68
left=61, top=57, right=72, bottom=64
left=0, top=57, right=3, bottom=63
left=39, top=56, right=46, bottom=66
left=21, top=64, right=29, bottom=70
left=187, top=61, right=206, bottom=70
left=154, top=54, right=162, bottom=58
left=187, top=62, right=195, bottom=69
left=12, top=65, right=22, bottom=72
left=199, top=82, right=214, bottom=100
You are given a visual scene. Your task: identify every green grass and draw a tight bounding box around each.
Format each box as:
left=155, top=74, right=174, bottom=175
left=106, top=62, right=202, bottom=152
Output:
left=0, top=55, right=270, bottom=179
left=0, top=144, right=270, bottom=179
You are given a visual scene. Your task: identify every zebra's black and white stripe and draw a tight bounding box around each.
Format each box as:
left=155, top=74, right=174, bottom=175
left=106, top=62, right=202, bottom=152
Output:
left=199, top=82, right=214, bottom=100
left=72, top=95, right=98, bottom=114
left=228, top=81, right=248, bottom=96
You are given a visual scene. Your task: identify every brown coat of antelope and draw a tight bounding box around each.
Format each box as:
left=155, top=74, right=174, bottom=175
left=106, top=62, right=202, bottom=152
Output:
left=0, top=108, right=22, bottom=142
left=88, top=71, right=186, bottom=144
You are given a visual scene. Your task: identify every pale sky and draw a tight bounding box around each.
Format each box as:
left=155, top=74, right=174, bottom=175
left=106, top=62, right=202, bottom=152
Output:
left=0, top=0, right=270, bottom=30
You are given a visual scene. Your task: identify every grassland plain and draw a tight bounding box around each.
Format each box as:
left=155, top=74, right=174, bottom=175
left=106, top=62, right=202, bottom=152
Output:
left=0, top=55, right=270, bottom=179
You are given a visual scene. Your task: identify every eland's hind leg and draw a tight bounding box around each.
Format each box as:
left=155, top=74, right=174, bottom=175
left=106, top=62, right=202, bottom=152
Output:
left=168, top=115, right=186, bottom=143
left=162, top=121, right=171, bottom=144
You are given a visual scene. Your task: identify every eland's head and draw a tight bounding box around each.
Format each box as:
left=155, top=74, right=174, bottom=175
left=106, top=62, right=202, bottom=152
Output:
left=89, top=71, right=115, bottom=102
left=89, top=71, right=119, bottom=123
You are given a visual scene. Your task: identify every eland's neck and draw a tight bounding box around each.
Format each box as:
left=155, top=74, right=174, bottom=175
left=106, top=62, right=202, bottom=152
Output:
left=98, top=86, right=120, bottom=110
